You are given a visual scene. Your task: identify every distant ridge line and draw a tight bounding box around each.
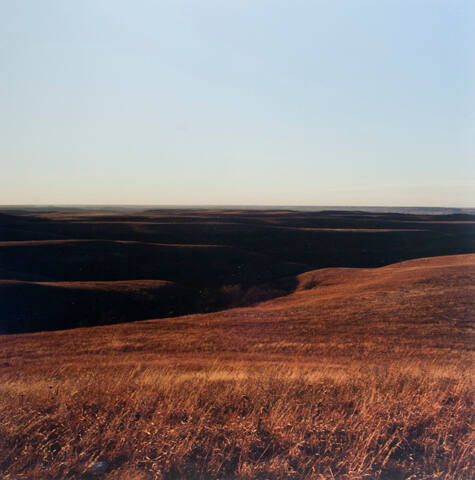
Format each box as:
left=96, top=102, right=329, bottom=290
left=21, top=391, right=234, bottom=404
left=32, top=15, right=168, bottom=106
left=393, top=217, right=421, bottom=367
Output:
left=1, top=205, right=474, bottom=215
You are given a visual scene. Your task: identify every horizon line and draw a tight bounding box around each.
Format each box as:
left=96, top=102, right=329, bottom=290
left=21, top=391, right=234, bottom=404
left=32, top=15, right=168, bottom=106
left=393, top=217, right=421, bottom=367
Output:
left=1, top=204, right=474, bottom=210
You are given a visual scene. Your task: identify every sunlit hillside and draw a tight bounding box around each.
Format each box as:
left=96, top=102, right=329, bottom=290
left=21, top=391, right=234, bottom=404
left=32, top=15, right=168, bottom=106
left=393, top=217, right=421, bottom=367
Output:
left=1, top=254, right=473, bottom=479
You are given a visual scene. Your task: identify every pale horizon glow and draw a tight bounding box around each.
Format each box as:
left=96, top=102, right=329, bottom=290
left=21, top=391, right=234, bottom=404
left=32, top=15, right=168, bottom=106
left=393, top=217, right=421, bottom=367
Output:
left=1, top=0, right=474, bottom=207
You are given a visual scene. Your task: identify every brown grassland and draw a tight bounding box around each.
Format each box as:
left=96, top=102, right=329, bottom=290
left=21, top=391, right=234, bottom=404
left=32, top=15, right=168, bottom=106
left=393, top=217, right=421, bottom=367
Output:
left=0, top=254, right=474, bottom=479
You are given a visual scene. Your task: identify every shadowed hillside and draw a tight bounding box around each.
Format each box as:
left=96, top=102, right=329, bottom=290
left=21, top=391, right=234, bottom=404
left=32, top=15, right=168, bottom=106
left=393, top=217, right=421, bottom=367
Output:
left=0, top=209, right=474, bottom=332
left=0, top=279, right=195, bottom=333
left=0, top=254, right=473, bottom=479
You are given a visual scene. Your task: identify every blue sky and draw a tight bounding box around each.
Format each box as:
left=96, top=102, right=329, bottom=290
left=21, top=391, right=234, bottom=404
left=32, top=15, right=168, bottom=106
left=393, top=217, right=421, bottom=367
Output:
left=1, top=0, right=474, bottom=206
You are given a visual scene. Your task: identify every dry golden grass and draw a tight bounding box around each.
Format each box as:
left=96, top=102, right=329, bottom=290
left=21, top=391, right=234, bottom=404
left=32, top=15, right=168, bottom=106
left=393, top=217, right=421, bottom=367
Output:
left=0, top=254, right=474, bottom=479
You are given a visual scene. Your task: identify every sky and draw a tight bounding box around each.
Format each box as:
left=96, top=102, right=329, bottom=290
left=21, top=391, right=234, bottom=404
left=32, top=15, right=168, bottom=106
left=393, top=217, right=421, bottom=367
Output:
left=1, top=0, right=474, bottom=206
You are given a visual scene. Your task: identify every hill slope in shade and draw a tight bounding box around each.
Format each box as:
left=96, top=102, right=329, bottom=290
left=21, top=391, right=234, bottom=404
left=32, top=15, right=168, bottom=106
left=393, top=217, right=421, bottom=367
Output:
left=1, top=254, right=473, bottom=479
left=0, top=279, right=195, bottom=333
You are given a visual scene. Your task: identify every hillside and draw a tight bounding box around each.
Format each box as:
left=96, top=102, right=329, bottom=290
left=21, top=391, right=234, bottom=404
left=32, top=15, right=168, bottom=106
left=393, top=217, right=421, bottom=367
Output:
left=0, top=279, right=194, bottom=333
left=1, top=209, right=474, bottom=332
left=0, top=254, right=473, bottom=479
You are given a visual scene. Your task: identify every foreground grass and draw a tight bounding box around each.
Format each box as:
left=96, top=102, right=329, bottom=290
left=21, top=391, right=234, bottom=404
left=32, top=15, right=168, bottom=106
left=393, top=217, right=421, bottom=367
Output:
left=0, top=358, right=472, bottom=479
left=0, top=255, right=474, bottom=479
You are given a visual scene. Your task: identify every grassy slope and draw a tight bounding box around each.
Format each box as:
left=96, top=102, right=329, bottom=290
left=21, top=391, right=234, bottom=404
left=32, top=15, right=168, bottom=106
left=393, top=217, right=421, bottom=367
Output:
left=0, top=254, right=473, bottom=479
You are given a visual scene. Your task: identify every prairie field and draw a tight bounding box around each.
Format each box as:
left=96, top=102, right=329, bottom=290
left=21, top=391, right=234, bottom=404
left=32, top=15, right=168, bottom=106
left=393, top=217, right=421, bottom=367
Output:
left=1, top=254, right=473, bottom=479
left=3, top=0, right=475, bottom=474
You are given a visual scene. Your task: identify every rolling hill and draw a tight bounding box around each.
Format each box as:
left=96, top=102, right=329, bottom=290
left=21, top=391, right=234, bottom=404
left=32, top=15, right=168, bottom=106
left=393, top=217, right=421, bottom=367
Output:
left=0, top=254, right=473, bottom=479
left=1, top=209, right=474, bottom=333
